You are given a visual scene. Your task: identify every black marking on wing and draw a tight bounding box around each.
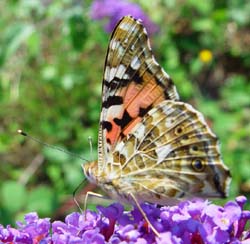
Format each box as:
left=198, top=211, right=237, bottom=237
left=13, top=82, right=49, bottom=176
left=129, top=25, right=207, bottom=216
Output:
left=102, top=121, right=112, bottom=132
left=113, top=110, right=132, bottom=129
left=103, top=96, right=123, bottom=108
left=133, top=71, right=144, bottom=84
left=125, top=66, right=145, bottom=85
left=138, top=105, right=152, bottom=117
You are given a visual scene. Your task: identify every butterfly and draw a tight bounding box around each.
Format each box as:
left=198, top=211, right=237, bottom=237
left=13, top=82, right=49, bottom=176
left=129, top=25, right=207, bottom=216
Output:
left=82, top=16, right=231, bottom=235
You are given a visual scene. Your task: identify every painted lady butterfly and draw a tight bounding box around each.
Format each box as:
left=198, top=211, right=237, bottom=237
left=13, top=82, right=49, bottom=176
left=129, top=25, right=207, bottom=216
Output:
left=83, top=16, right=231, bottom=235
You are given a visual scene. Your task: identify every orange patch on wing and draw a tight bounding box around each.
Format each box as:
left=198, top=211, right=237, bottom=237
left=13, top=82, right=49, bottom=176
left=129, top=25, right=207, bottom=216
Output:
left=123, top=117, right=142, bottom=136
left=125, top=78, right=165, bottom=118
left=123, top=83, right=143, bottom=105
left=105, top=119, right=121, bottom=146
left=104, top=73, right=167, bottom=146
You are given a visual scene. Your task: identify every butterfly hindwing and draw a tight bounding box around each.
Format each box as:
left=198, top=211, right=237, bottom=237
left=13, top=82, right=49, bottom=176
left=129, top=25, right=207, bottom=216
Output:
left=111, top=100, right=231, bottom=203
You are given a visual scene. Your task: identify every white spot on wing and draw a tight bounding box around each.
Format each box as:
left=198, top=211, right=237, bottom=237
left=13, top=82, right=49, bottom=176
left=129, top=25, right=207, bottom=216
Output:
left=131, top=56, right=141, bottom=70
left=110, top=40, right=119, bottom=50
left=105, top=64, right=126, bottom=81
left=104, top=66, right=110, bottom=81
left=115, top=141, right=125, bottom=152
left=116, top=64, right=126, bottom=79
left=156, top=144, right=172, bottom=164
left=110, top=67, right=116, bottom=81
left=123, top=73, right=130, bottom=79
left=106, top=105, right=123, bottom=117
left=133, top=124, right=145, bottom=140
left=119, top=22, right=130, bottom=31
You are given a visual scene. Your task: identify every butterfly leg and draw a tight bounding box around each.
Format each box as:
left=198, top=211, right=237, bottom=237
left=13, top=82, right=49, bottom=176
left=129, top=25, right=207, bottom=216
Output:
left=84, top=191, right=104, bottom=219
left=129, top=192, right=160, bottom=237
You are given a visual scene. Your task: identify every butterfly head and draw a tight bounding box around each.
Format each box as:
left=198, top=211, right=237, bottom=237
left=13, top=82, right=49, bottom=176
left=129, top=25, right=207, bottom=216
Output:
left=82, top=161, right=99, bottom=184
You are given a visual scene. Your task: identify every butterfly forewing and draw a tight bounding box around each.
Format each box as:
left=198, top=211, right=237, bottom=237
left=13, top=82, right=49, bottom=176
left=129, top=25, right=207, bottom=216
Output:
left=83, top=15, right=231, bottom=206
left=99, top=16, right=179, bottom=173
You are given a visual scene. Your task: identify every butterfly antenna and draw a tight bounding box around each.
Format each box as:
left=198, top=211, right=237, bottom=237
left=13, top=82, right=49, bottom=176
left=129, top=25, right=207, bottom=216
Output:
left=17, top=129, right=89, bottom=163
left=88, top=136, right=94, bottom=162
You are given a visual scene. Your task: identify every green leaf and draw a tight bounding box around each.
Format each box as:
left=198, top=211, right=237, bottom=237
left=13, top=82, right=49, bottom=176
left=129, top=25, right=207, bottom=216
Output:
left=221, top=75, right=250, bottom=110
left=26, top=31, right=41, bottom=57
left=187, top=0, right=212, bottom=14
left=0, top=24, right=34, bottom=66
left=27, top=186, right=55, bottom=215
left=1, top=181, right=27, bottom=212
left=41, top=65, right=58, bottom=81
left=63, top=162, right=83, bottom=189
left=192, top=18, right=213, bottom=32
left=68, top=13, right=88, bottom=51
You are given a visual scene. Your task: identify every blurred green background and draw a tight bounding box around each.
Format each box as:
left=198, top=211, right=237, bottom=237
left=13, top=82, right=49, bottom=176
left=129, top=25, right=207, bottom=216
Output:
left=0, top=0, right=249, bottom=225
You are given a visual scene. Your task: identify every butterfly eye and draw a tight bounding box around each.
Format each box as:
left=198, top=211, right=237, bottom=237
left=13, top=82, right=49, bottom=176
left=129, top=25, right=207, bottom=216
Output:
left=192, top=159, right=205, bottom=172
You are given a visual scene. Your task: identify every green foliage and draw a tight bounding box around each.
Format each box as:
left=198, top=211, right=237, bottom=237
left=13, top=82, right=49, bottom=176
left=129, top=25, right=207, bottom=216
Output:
left=26, top=185, right=55, bottom=215
left=0, top=0, right=249, bottom=224
left=2, top=181, right=27, bottom=213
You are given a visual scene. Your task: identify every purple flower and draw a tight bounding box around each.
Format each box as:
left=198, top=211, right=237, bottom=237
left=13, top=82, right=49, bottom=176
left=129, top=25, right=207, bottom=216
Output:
left=0, top=212, right=50, bottom=243
left=1, top=196, right=250, bottom=243
left=90, top=0, right=158, bottom=35
left=157, top=232, right=182, bottom=244
left=52, top=210, right=104, bottom=243
left=97, top=202, right=124, bottom=220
